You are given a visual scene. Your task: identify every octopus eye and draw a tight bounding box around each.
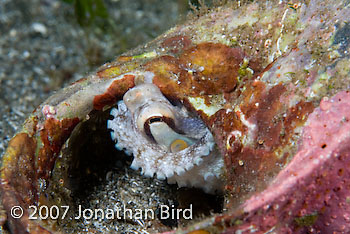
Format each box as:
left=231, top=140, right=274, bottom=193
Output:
left=144, top=115, right=195, bottom=152
left=170, top=139, right=188, bottom=152
left=108, top=83, right=224, bottom=193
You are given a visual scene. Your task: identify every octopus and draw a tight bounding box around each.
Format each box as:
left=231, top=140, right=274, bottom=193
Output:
left=108, top=83, right=224, bottom=193
left=1, top=0, right=350, bottom=233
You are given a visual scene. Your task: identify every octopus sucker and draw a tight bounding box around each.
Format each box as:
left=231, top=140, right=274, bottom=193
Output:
left=108, top=83, right=224, bottom=193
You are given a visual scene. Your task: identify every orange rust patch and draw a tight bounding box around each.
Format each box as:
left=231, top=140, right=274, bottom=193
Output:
left=240, top=80, right=266, bottom=117
left=2, top=133, right=37, bottom=205
left=209, top=109, right=245, bottom=155
left=117, top=56, right=133, bottom=62
left=282, top=101, right=314, bottom=144
left=1, top=178, right=52, bottom=233
left=38, top=117, right=80, bottom=179
left=223, top=84, right=287, bottom=201
left=219, top=81, right=314, bottom=207
left=229, top=147, right=278, bottom=182
left=238, top=83, right=287, bottom=149
left=254, top=84, right=286, bottom=149
left=161, top=35, right=192, bottom=54
left=146, top=55, right=191, bottom=100
left=93, top=74, right=135, bottom=110
left=146, top=43, right=245, bottom=103
left=97, top=65, right=123, bottom=79
left=226, top=147, right=281, bottom=208
left=40, top=118, right=80, bottom=154
left=179, top=43, right=244, bottom=95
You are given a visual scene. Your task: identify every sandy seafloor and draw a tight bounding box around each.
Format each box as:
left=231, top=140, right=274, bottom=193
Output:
left=0, top=0, right=182, bottom=157
left=0, top=0, right=189, bottom=233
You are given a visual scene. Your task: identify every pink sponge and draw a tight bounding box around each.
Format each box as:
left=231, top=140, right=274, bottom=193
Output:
left=225, top=90, right=350, bottom=233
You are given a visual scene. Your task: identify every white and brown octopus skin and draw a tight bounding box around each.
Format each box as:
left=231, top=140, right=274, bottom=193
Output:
left=108, top=83, right=224, bottom=193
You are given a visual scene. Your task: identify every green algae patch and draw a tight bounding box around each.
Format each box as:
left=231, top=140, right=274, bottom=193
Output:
left=294, top=212, right=318, bottom=227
